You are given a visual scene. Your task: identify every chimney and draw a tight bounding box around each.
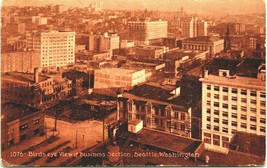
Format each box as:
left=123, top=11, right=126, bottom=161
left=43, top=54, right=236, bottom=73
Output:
left=204, top=70, right=209, bottom=79
left=34, top=67, right=39, bottom=83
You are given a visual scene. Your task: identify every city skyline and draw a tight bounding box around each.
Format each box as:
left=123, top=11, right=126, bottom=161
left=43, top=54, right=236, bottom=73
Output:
left=2, top=0, right=266, bottom=15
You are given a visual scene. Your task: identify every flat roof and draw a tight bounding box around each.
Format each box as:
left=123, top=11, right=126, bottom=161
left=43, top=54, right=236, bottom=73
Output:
left=200, top=74, right=265, bottom=90
left=2, top=72, right=52, bottom=84
left=183, top=36, right=223, bottom=43
left=95, top=68, right=141, bottom=75
left=1, top=103, right=40, bottom=123
left=230, top=131, right=265, bottom=157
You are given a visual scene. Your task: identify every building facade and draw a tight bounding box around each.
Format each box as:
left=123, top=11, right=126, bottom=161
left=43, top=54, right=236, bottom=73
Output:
left=26, top=31, right=76, bottom=68
left=1, top=68, right=72, bottom=108
left=1, top=103, right=45, bottom=151
left=128, top=20, right=168, bottom=46
left=181, top=17, right=207, bottom=38
left=94, top=68, right=146, bottom=89
left=117, top=86, right=192, bottom=137
left=134, top=45, right=169, bottom=59
left=2, top=50, right=41, bottom=73
left=200, top=66, right=266, bottom=153
left=182, top=36, right=224, bottom=57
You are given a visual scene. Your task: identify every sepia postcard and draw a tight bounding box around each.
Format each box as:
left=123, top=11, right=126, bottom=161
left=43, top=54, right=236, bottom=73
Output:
left=0, top=0, right=266, bottom=166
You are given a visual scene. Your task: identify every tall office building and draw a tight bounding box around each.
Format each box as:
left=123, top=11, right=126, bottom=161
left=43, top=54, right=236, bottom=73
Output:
left=200, top=58, right=266, bottom=154
left=128, top=19, right=168, bottom=45
left=181, top=17, right=207, bottom=38
left=26, top=31, right=76, bottom=68
left=89, top=32, right=120, bottom=56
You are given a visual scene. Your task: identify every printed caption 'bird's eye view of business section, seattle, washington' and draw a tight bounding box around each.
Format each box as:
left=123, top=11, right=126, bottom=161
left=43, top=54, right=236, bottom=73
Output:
left=0, top=0, right=266, bottom=166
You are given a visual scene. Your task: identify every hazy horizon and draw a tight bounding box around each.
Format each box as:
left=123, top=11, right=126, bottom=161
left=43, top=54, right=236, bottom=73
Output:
left=2, top=0, right=266, bottom=15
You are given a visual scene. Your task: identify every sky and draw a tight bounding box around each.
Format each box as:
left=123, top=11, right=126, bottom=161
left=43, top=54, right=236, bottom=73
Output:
left=2, top=0, right=266, bottom=15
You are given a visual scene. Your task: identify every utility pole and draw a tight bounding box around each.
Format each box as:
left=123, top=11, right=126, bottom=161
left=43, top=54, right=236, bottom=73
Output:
left=76, top=129, right=78, bottom=149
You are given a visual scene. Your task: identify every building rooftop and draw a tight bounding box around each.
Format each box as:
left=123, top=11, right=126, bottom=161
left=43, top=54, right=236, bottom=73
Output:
left=200, top=74, right=265, bottom=89
left=118, top=128, right=202, bottom=153
left=2, top=72, right=52, bottom=84
left=230, top=132, right=265, bottom=157
left=122, top=83, right=190, bottom=111
left=1, top=102, right=40, bottom=123
left=164, top=48, right=207, bottom=60
left=183, top=36, right=223, bottom=43
left=236, top=58, right=265, bottom=78
left=95, top=68, right=141, bottom=75
left=206, top=58, right=241, bottom=71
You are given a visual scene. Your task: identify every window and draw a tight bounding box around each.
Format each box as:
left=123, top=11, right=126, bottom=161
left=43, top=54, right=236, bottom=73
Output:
left=180, top=124, right=185, bottom=131
left=214, top=126, right=219, bottom=131
left=207, top=109, right=211, bottom=114
left=241, top=89, right=247, bottom=95
left=241, top=106, right=247, bottom=112
left=214, top=86, right=219, bottom=91
left=214, top=110, right=219, bottom=115
left=222, top=136, right=229, bottom=148
left=241, top=123, right=247, bottom=129
left=173, top=122, right=177, bottom=129
left=250, top=108, right=256, bottom=113
left=260, top=92, right=266, bottom=98
left=260, top=127, right=265, bottom=133
left=207, top=85, right=211, bottom=90
left=214, top=118, right=219, bottom=123
left=213, top=134, right=220, bottom=146
left=214, top=102, right=219, bottom=107
left=260, top=109, right=265, bottom=115
left=174, top=112, right=179, bottom=119
left=180, top=113, right=185, bottom=120
left=34, top=119, right=39, bottom=125
left=207, top=101, right=211, bottom=106
left=222, top=119, right=228, bottom=125
left=260, top=118, right=266, bottom=124
left=20, top=124, right=28, bottom=131
left=250, top=116, right=256, bottom=122
left=241, top=114, right=247, bottom=120
left=232, top=105, right=237, bottom=110
left=223, top=112, right=228, bottom=117
left=250, top=91, right=256, bottom=97
left=260, top=101, right=266, bottom=107
left=207, top=93, right=211, bottom=98
left=161, top=110, right=165, bottom=116
left=231, top=129, right=237, bottom=134
left=223, top=103, right=228, bottom=109
left=232, top=88, right=238, bottom=94
left=250, top=99, right=256, bottom=104
left=214, top=94, right=219, bottom=99
left=232, top=113, right=237, bottom=118
left=223, top=87, right=228, bottom=92
left=222, top=127, right=228, bottom=133
left=232, top=96, right=237, bottom=101
left=232, top=121, right=237, bottom=127
left=155, top=118, right=159, bottom=125
left=241, top=98, right=247, bottom=103
left=204, top=133, right=211, bottom=144
left=250, top=125, right=256, bottom=131
left=207, top=116, right=211, bottom=121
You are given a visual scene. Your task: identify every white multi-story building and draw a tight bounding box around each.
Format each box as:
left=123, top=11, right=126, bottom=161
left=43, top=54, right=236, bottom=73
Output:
left=94, top=68, right=146, bottom=89
left=200, top=65, right=266, bottom=154
left=89, top=32, right=120, bottom=56
left=128, top=20, right=168, bottom=45
left=26, top=31, right=75, bottom=68
left=181, top=17, right=207, bottom=38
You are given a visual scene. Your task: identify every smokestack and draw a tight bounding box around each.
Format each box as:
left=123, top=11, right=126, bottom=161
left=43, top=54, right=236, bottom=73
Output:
left=204, top=70, right=209, bottom=79
left=34, top=67, right=39, bottom=83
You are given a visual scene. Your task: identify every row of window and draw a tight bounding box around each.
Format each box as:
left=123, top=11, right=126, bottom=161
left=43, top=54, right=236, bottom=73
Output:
left=207, top=108, right=265, bottom=115
left=204, top=133, right=229, bottom=147
left=207, top=116, right=265, bottom=124
left=207, top=85, right=265, bottom=98
left=206, top=123, right=265, bottom=133
left=207, top=101, right=259, bottom=112
left=20, top=119, right=40, bottom=131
